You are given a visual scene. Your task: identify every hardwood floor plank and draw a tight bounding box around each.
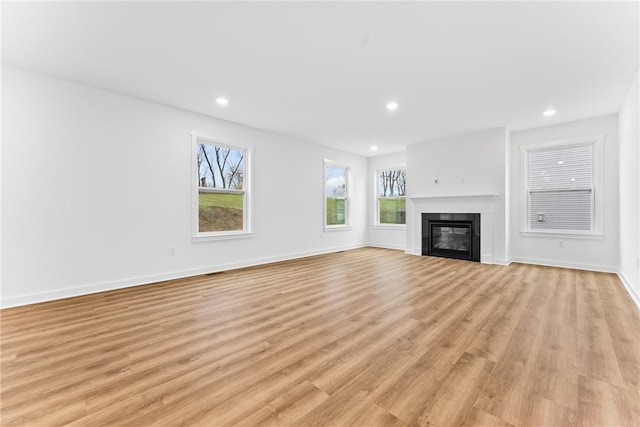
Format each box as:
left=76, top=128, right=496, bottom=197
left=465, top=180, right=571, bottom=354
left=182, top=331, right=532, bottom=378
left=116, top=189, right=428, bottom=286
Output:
left=473, top=267, right=557, bottom=425
left=422, top=352, right=495, bottom=427
left=578, top=375, right=639, bottom=427
left=295, top=390, right=406, bottom=427
left=461, top=407, right=515, bottom=427
left=576, top=271, right=625, bottom=387
left=234, top=380, right=330, bottom=427
left=597, top=273, right=640, bottom=389
left=464, top=270, right=538, bottom=362
left=519, top=393, right=577, bottom=427
left=531, top=268, right=579, bottom=410
left=1, top=247, right=638, bottom=426
left=374, top=282, right=505, bottom=425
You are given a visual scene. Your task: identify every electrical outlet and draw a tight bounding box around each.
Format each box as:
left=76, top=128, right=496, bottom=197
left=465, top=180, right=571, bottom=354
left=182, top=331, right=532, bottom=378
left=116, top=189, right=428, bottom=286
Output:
left=168, top=248, right=175, bottom=256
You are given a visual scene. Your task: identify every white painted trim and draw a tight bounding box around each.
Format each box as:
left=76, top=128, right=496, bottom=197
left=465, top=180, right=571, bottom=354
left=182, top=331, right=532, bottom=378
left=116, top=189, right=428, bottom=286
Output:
left=519, top=231, right=604, bottom=240
left=323, top=226, right=353, bottom=232
left=510, top=256, right=617, bottom=273
left=0, top=243, right=366, bottom=309
left=617, top=270, right=640, bottom=310
left=407, top=193, right=497, bottom=200
left=371, top=224, right=406, bottom=230
left=191, top=232, right=255, bottom=242
left=366, top=242, right=406, bottom=251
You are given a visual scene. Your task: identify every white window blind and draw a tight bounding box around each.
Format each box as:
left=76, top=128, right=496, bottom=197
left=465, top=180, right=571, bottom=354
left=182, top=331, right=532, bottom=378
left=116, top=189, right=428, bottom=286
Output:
left=528, top=144, right=593, bottom=231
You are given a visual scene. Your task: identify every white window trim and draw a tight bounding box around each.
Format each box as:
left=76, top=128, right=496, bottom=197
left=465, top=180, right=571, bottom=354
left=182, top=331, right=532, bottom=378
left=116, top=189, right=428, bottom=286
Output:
left=520, top=134, right=604, bottom=238
left=374, top=167, right=406, bottom=228
left=191, top=132, right=254, bottom=242
left=324, top=159, right=351, bottom=231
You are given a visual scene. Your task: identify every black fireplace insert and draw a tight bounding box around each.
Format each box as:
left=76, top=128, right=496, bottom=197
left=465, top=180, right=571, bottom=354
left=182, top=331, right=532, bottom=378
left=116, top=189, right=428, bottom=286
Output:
left=422, top=213, right=480, bottom=262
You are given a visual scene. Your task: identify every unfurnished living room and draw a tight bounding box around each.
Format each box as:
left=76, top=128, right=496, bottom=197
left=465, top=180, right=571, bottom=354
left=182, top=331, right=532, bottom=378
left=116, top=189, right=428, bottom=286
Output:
left=1, top=2, right=639, bottom=426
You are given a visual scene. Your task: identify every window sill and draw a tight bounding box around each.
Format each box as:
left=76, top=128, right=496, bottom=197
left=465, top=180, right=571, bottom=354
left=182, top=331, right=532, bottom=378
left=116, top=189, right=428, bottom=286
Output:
left=192, top=232, right=255, bottom=242
left=324, top=226, right=352, bottom=232
left=520, top=230, right=603, bottom=240
left=372, top=224, right=406, bottom=230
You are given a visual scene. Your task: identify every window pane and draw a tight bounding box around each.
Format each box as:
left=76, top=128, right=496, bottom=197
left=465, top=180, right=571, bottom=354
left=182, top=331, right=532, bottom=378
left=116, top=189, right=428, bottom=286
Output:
left=325, top=166, right=346, bottom=197
left=197, top=144, right=245, bottom=190
left=528, top=144, right=594, bottom=232
left=378, top=170, right=406, bottom=197
left=529, top=145, right=592, bottom=190
left=326, top=197, right=346, bottom=225
left=325, top=164, right=348, bottom=226
left=196, top=141, right=246, bottom=233
left=198, top=190, right=244, bottom=232
left=379, top=198, right=406, bottom=224
left=378, top=169, right=406, bottom=225
left=530, top=189, right=592, bottom=230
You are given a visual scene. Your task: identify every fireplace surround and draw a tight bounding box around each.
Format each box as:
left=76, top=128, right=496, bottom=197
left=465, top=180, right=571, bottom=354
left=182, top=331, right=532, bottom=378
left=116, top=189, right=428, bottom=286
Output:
left=422, top=213, right=480, bottom=262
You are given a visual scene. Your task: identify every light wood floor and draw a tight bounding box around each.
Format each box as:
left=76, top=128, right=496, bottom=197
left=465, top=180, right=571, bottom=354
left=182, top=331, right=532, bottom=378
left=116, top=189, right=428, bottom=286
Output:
left=2, top=248, right=639, bottom=426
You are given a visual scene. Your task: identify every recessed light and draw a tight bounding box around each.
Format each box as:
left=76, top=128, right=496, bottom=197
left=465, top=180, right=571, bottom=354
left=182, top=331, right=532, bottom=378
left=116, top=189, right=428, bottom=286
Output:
left=216, top=97, right=229, bottom=106
left=557, top=160, right=564, bottom=164
left=570, top=178, right=576, bottom=182
left=542, top=109, right=556, bottom=117
left=371, top=146, right=378, bottom=151
left=386, top=102, right=399, bottom=111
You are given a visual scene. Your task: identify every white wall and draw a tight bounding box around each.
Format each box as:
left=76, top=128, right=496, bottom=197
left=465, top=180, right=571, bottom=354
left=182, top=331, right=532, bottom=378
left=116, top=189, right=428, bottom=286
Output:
left=367, top=151, right=406, bottom=250
left=510, top=115, right=619, bottom=272
left=1, top=66, right=368, bottom=308
left=405, top=128, right=509, bottom=264
left=618, top=70, right=640, bottom=306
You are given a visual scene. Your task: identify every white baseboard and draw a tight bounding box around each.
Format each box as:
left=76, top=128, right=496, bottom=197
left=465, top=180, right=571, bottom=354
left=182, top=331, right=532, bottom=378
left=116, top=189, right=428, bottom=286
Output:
left=509, top=256, right=618, bottom=273
left=617, top=270, right=640, bottom=310
left=0, top=243, right=366, bottom=309
left=408, top=251, right=509, bottom=266
left=366, top=242, right=406, bottom=251
left=492, top=257, right=512, bottom=266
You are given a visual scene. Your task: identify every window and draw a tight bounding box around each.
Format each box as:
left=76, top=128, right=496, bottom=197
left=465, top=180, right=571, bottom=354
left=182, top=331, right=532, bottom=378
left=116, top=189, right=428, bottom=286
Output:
left=325, top=161, right=349, bottom=228
left=522, top=136, right=603, bottom=235
left=377, top=169, right=406, bottom=225
left=193, top=134, right=251, bottom=238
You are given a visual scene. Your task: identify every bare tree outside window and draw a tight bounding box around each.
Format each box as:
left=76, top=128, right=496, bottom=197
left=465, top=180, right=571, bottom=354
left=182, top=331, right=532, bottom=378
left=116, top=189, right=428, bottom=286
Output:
left=378, top=169, right=406, bottom=224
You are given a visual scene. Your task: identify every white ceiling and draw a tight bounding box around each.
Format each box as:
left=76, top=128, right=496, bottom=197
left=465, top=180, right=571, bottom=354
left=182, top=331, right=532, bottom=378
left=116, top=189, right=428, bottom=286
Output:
left=3, top=2, right=638, bottom=157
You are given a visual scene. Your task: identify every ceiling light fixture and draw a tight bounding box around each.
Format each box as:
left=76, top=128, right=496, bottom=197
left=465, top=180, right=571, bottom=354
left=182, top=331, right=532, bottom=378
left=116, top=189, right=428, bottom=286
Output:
left=371, top=146, right=378, bottom=151
left=542, top=109, right=556, bottom=117
left=216, top=97, right=229, bottom=106
left=557, top=160, right=564, bottom=164
left=386, top=102, right=399, bottom=111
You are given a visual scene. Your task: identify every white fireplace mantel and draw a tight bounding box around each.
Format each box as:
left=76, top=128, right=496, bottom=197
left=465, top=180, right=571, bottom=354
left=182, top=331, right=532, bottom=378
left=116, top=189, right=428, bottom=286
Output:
left=407, top=193, right=498, bottom=201
left=406, top=194, right=498, bottom=264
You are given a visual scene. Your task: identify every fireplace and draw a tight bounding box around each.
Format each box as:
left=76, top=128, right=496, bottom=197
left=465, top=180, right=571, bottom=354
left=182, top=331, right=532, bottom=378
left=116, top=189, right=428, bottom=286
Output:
left=422, top=213, right=480, bottom=262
